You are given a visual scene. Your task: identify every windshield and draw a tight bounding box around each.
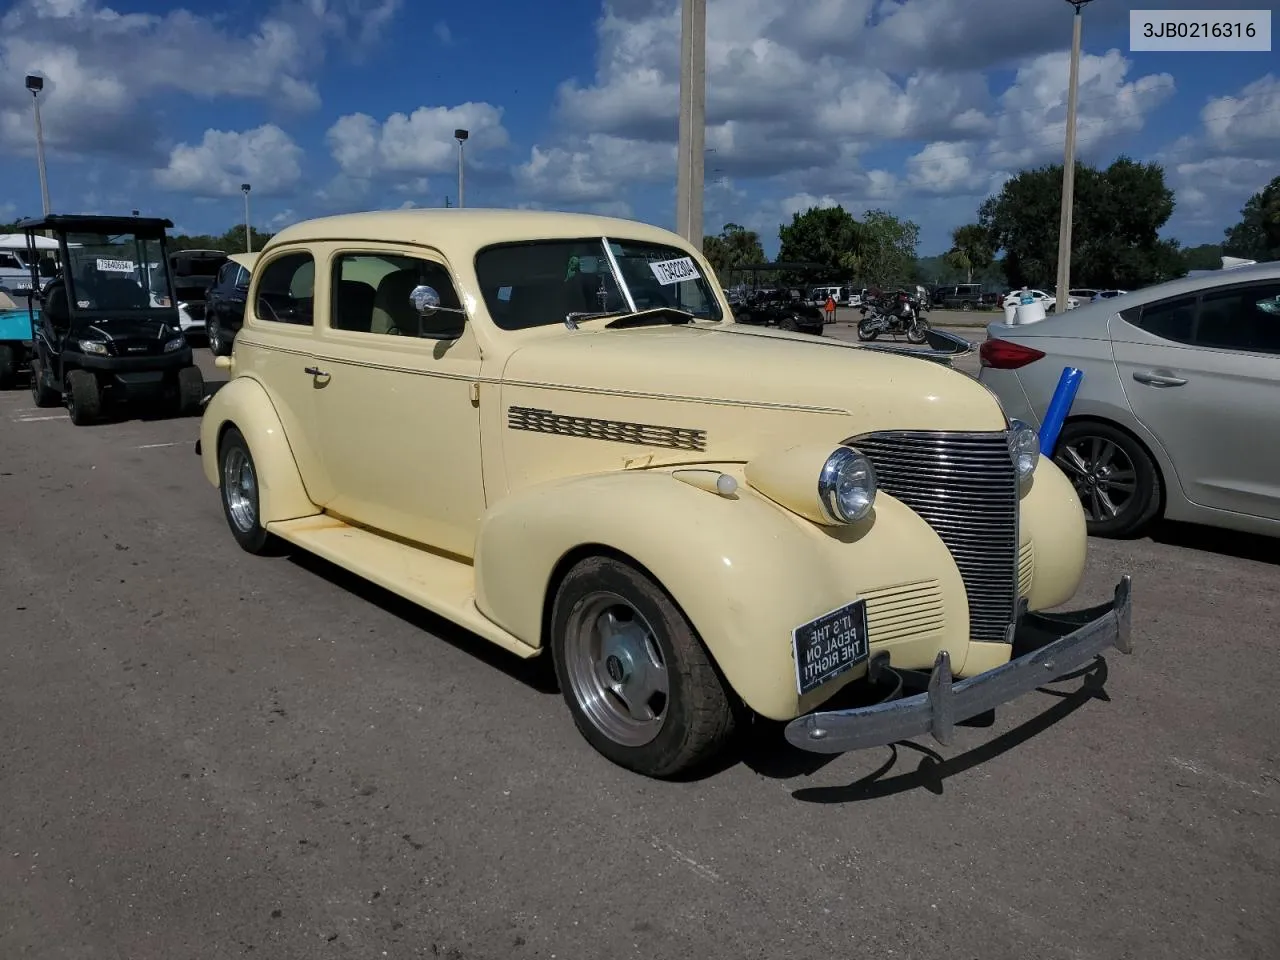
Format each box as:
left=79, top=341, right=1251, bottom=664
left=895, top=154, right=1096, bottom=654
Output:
left=64, top=232, right=174, bottom=314
left=475, top=236, right=724, bottom=330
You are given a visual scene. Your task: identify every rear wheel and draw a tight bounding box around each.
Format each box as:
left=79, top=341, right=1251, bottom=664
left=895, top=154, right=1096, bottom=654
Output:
left=208, top=316, right=230, bottom=356
left=550, top=556, right=737, bottom=779
left=65, top=369, right=101, bottom=425
left=29, top=358, right=59, bottom=407
left=218, top=426, right=276, bottom=554
left=0, top=345, right=15, bottom=390
left=1052, top=420, right=1162, bottom=538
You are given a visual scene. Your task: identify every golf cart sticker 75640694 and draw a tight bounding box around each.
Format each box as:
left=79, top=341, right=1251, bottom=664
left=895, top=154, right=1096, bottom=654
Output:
left=648, top=257, right=701, bottom=286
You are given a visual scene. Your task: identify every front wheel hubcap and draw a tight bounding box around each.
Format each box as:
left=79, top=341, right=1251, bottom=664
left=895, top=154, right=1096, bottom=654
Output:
left=564, top=593, right=669, bottom=747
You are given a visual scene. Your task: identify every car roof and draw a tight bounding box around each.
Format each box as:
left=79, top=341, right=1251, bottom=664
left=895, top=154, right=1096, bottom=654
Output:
left=264, top=208, right=699, bottom=255
left=227, top=252, right=259, bottom=271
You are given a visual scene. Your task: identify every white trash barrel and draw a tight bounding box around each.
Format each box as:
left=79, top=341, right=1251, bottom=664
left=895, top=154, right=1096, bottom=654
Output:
left=1004, top=302, right=1019, bottom=324
left=1014, top=301, right=1047, bottom=325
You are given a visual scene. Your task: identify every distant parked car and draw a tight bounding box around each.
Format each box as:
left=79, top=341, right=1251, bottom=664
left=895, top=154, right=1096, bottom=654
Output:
left=1002, top=289, right=1080, bottom=313
left=979, top=261, right=1280, bottom=539
left=205, top=252, right=258, bottom=356
left=1092, top=289, right=1129, bottom=302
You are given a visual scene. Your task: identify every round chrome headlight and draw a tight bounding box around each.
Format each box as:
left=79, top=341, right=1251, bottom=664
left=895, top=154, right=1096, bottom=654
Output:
left=1009, top=419, right=1039, bottom=482
left=818, top=447, right=877, bottom=523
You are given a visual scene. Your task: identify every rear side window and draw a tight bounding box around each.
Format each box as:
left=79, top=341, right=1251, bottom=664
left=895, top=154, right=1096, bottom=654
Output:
left=1129, top=295, right=1196, bottom=344
left=1195, top=284, right=1280, bottom=355
left=254, top=252, right=314, bottom=326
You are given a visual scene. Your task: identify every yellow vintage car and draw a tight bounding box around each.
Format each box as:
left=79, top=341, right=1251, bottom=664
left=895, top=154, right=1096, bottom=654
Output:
left=197, top=209, right=1133, bottom=778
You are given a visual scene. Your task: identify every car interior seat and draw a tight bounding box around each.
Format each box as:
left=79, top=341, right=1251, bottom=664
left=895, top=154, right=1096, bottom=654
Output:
left=334, top=278, right=377, bottom=333
left=370, top=268, right=464, bottom=339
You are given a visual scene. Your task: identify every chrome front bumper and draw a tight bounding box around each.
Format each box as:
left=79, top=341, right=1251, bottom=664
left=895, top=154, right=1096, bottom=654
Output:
left=784, top=575, right=1132, bottom=754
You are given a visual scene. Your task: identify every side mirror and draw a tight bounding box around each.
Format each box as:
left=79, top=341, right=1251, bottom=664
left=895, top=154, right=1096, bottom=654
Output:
left=409, top=284, right=465, bottom=340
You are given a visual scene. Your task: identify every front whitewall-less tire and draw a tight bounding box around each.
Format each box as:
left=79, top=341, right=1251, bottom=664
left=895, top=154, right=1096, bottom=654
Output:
left=550, top=555, right=737, bottom=778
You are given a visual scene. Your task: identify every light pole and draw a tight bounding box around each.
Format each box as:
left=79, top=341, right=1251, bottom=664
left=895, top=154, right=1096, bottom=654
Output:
left=241, top=183, right=252, bottom=252
left=24, top=75, right=51, bottom=216
left=454, top=129, right=469, bottom=208
left=675, top=0, right=706, bottom=250
left=1054, top=0, right=1092, bottom=316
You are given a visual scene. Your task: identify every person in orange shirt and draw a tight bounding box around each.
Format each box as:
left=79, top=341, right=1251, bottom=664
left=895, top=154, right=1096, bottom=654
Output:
left=824, top=294, right=837, bottom=323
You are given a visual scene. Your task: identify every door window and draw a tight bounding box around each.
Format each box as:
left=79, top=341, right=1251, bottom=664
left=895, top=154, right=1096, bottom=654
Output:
left=1128, top=295, right=1197, bottom=344
left=1193, top=284, right=1280, bottom=355
left=329, top=252, right=464, bottom=337
left=254, top=252, right=314, bottom=326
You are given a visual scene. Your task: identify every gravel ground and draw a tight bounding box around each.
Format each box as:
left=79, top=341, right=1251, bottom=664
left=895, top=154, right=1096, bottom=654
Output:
left=1, top=344, right=1276, bottom=960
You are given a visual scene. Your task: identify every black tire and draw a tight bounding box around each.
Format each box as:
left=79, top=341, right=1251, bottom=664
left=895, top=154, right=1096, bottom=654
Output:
left=208, top=316, right=230, bottom=356
left=857, top=318, right=879, bottom=341
left=961, top=300, right=973, bottom=312
left=1052, top=420, right=1162, bottom=539
left=65, top=369, right=101, bottom=425
left=217, top=426, right=276, bottom=554
left=29, top=358, right=59, bottom=407
left=778, top=316, right=798, bottom=332
left=906, top=320, right=928, bottom=344
left=550, top=555, right=736, bottom=779
left=176, top=365, right=204, bottom=415
left=0, top=345, right=14, bottom=390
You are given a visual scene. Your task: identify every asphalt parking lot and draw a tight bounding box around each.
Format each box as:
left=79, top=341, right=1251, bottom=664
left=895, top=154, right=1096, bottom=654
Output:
left=2, top=339, right=1277, bottom=960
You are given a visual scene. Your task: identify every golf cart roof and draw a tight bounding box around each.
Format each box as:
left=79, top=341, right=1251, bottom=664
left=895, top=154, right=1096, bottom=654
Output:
left=16, top=214, right=174, bottom=235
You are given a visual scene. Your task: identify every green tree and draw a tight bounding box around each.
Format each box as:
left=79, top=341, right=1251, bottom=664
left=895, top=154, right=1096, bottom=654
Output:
left=776, top=205, right=864, bottom=280
left=168, top=225, right=275, bottom=253
left=943, top=223, right=994, bottom=283
left=979, top=156, right=1184, bottom=289
left=701, top=222, right=766, bottom=284
left=1222, top=175, right=1280, bottom=262
left=1181, top=243, right=1224, bottom=271
left=857, top=209, right=920, bottom=287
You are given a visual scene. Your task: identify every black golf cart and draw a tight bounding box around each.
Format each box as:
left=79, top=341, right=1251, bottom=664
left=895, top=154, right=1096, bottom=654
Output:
left=19, top=214, right=204, bottom=425
left=726, top=262, right=827, bottom=335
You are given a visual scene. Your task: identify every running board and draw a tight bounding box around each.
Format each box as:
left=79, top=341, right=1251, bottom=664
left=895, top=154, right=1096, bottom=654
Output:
left=266, top=515, right=540, bottom=659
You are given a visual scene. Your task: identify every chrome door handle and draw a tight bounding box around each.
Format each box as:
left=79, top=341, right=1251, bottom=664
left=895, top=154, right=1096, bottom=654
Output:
left=1133, top=370, right=1187, bottom=387
left=304, top=366, right=328, bottom=377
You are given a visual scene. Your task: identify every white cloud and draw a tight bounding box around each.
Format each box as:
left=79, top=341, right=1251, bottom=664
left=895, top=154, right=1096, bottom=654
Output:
left=0, top=0, right=402, bottom=159
left=326, top=102, right=509, bottom=180
left=1157, top=75, right=1280, bottom=231
left=154, top=124, right=304, bottom=198
left=433, top=20, right=453, bottom=44
left=513, top=134, right=674, bottom=205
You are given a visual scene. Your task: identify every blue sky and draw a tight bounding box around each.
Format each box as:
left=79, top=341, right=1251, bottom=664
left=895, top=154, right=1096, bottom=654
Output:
left=1, top=0, right=1276, bottom=257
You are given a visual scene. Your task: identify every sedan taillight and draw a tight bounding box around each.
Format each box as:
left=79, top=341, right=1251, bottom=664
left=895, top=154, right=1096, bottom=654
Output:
left=980, top=338, right=1046, bottom=369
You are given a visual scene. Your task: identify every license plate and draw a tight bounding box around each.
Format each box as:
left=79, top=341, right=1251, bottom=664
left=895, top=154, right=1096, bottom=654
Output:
left=792, top=600, right=870, bottom=696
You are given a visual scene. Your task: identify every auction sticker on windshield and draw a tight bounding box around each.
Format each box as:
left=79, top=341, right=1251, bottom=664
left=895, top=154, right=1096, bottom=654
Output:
left=96, top=258, right=136, bottom=273
left=649, top=257, right=701, bottom=285
left=1129, top=10, right=1271, bottom=51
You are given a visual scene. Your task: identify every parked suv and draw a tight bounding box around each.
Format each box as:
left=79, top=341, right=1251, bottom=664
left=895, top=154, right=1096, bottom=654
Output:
left=205, top=252, right=257, bottom=356
left=932, top=283, right=985, bottom=310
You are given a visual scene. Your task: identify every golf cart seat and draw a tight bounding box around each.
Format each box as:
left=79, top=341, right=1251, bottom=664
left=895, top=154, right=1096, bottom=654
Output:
left=43, top=280, right=70, bottom=329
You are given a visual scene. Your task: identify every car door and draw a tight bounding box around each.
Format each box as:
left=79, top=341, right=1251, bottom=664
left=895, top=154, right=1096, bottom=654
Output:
left=240, top=248, right=334, bottom=505
left=1111, top=280, right=1280, bottom=520
left=312, top=245, right=485, bottom=558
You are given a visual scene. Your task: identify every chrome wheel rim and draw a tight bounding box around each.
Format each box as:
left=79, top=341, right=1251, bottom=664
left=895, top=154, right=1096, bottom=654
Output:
left=222, top=446, right=258, bottom=534
left=208, top=322, right=220, bottom=353
left=1055, top=436, right=1137, bottom=522
left=563, top=592, right=669, bottom=747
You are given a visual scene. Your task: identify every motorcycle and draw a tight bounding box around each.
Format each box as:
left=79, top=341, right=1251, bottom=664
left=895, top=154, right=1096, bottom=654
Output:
left=856, top=289, right=930, bottom=344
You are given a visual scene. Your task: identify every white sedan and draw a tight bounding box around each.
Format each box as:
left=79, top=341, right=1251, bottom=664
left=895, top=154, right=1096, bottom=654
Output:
left=978, top=262, right=1280, bottom=539
left=1002, top=289, right=1081, bottom=312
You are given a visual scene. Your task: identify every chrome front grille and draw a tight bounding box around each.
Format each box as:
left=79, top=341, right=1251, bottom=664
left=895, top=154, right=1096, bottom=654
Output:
left=851, top=430, right=1019, bottom=644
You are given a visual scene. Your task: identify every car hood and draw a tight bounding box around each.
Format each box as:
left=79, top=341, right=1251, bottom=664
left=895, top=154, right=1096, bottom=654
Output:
left=497, top=322, right=1008, bottom=476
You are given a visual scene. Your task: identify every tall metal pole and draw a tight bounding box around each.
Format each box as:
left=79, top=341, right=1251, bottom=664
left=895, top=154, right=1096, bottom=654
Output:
left=29, top=89, right=51, bottom=216
left=675, top=0, right=706, bottom=250
left=1054, top=1, right=1090, bottom=316
left=241, top=183, right=252, bottom=252
left=458, top=142, right=465, bottom=208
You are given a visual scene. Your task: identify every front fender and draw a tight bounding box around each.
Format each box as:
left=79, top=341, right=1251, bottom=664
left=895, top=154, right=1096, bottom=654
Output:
left=198, top=376, right=318, bottom=525
left=473, top=468, right=970, bottom=721
left=1019, top=454, right=1087, bottom=612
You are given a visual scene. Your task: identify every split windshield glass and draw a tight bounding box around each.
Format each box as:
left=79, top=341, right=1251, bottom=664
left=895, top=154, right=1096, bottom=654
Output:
left=475, top=236, right=724, bottom=330
left=64, top=232, right=174, bottom=315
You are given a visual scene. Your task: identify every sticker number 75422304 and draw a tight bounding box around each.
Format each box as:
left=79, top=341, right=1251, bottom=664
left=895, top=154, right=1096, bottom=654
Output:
left=648, top=257, right=701, bottom=285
